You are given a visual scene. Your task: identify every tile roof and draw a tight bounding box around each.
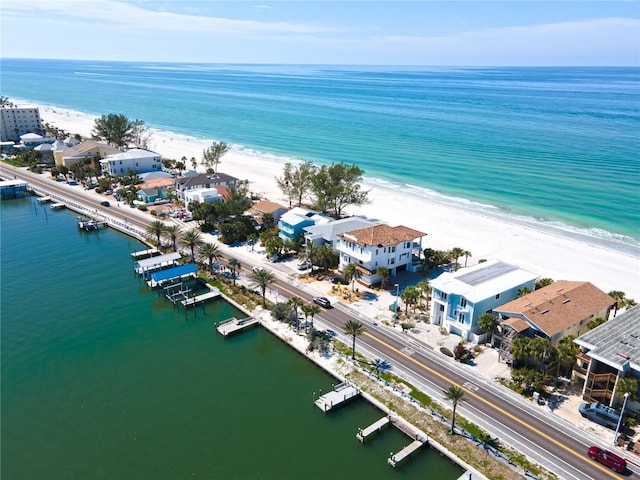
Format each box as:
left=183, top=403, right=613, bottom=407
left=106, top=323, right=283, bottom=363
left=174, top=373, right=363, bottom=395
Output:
left=494, top=281, right=615, bottom=338
left=64, top=140, right=122, bottom=157
left=338, top=224, right=426, bottom=247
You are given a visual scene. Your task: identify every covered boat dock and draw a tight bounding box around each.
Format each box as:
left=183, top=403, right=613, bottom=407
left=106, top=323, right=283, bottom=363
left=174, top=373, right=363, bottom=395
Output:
left=134, top=252, right=182, bottom=278
left=148, top=263, right=198, bottom=288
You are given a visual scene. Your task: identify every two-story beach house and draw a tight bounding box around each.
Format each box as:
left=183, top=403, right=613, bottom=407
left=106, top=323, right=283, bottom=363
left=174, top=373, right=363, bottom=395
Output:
left=429, top=259, right=538, bottom=343
left=278, top=207, right=329, bottom=242
left=175, top=173, right=239, bottom=201
left=99, top=149, right=162, bottom=176
left=335, top=224, right=427, bottom=285
left=494, top=281, right=614, bottom=359
left=573, top=305, right=640, bottom=412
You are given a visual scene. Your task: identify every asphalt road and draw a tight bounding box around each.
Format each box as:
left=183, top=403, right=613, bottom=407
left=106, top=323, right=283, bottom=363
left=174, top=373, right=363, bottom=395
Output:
left=2, top=163, right=635, bottom=480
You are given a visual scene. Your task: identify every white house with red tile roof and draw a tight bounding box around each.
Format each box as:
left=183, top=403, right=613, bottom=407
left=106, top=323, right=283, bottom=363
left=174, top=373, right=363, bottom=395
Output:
left=335, top=224, right=427, bottom=285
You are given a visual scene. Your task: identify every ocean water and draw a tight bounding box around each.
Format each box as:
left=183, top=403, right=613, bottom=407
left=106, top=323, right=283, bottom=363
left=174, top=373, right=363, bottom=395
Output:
left=0, top=197, right=463, bottom=479
left=2, top=59, right=639, bottom=249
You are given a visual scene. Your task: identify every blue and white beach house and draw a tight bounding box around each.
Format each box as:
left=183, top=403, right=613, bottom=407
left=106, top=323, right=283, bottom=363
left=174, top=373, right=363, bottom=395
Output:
left=429, top=259, right=538, bottom=343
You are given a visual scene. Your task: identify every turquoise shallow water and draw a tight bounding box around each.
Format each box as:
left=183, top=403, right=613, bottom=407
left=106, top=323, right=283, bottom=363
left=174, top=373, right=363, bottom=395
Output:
left=1, top=197, right=462, bottom=479
left=1, top=59, right=638, bottom=249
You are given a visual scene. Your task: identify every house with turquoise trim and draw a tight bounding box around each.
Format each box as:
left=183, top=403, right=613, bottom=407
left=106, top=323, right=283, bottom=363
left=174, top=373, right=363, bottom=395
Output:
left=429, top=259, right=538, bottom=343
left=278, top=207, right=329, bottom=242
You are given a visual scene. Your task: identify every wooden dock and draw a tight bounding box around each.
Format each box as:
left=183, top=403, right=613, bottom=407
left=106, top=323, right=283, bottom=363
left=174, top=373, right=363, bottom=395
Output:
left=387, top=416, right=428, bottom=467
left=356, top=416, right=390, bottom=442
left=314, top=382, right=360, bottom=412
left=181, top=289, right=220, bottom=307
left=216, top=317, right=260, bottom=337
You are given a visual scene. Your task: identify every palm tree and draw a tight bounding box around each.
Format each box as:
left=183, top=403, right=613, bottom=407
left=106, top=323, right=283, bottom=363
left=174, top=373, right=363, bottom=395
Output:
left=343, top=263, right=362, bottom=292
left=199, top=242, right=221, bottom=274
left=450, top=247, right=465, bottom=267
left=615, top=377, right=638, bottom=402
left=416, top=280, right=430, bottom=309
left=376, top=266, right=390, bottom=290
left=303, top=241, right=317, bottom=273
left=228, top=258, right=240, bottom=286
left=400, top=286, right=420, bottom=314
left=261, top=212, right=275, bottom=229
left=307, top=304, right=320, bottom=330
left=147, top=220, right=166, bottom=248
left=463, top=250, right=472, bottom=267
left=287, top=296, right=304, bottom=331
left=250, top=267, right=274, bottom=308
left=315, top=244, right=336, bottom=272
left=608, top=290, right=636, bottom=316
left=163, top=224, right=180, bottom=252
left=344, top=319, right=366, bottom=360
left=478, top=313, right=499, bottom=344
left=181, top=229, right=203, bottom=262
left=444, top=385, right=465, bottom=434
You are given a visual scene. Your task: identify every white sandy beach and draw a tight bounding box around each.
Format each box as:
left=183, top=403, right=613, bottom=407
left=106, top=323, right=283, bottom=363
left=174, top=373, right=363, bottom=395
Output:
left=39, top=104, right=640, bottom=300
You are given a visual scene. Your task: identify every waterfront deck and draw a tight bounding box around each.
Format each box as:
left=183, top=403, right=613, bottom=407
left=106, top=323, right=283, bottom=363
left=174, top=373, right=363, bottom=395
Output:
left=356, top=415, right=390, bottom=442
left=181, top=288, right=220, bottom=307
left=314, top=382, right=360, bottom=412
left=216, top=317, right=260, bottom=336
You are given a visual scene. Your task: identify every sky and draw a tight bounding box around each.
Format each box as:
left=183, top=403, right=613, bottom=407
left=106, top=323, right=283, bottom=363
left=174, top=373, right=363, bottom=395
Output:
left=1, top=0, right=638, bottom=65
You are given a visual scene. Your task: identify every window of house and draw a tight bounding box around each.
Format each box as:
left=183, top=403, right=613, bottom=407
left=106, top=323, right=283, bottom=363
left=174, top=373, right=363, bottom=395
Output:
left=439, top=304, right=445, bottom=311
left=459, top=313, right=466, bottom=323
left=441, top=293, right=448, bottom=300
left=495, top=294, right=500, bottom=299
left=460, top=297, right=467, bottom=308
left=389, top=258, right=395, bottom=265
left=391, top=246, right=396, bottom=253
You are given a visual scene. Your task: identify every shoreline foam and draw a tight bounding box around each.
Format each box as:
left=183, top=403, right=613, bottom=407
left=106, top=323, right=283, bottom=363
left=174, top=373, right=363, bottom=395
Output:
left=33, top=101, right=640, bottom=299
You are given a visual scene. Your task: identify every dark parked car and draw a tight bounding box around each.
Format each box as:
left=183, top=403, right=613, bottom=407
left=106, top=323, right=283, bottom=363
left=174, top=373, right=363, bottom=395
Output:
left=587, top=446, right=626, bottom=473
left=100, top=200, right=110, bottom=207
left=331, top=275, right=346, bottom=284
left=313, top=297, right=331, bottom=308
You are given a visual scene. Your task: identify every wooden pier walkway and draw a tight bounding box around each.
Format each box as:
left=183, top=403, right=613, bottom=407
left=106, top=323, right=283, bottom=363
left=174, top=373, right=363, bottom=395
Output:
left=216, top=317, right=260, bottom=336
left=356, top=415, right=390, bottom=442
left=387, top=416, right=428, bottom=467
left=314, top=382, right=360, bottom=412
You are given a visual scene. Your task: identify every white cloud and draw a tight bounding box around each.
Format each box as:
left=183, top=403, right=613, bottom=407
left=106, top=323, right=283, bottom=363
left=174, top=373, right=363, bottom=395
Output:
left=1, top=0, right=332, bottom=35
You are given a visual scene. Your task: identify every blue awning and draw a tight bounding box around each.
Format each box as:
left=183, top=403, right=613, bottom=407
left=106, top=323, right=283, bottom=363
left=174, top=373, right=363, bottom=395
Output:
left=150, top=263, right=197, bottom=283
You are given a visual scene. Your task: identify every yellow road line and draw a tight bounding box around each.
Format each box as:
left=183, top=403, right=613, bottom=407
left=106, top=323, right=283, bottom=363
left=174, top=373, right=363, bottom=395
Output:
left=363, top=332, right=616, bottom=478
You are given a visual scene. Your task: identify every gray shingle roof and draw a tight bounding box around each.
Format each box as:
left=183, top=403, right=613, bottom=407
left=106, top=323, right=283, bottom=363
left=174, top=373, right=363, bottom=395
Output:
left=575, top=305, right=640, bottom=371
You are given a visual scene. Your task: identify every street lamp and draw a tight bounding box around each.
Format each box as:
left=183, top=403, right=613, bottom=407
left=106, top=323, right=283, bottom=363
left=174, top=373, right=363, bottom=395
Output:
left=393, top=283, right=400, bottom=317
left=614, top=392, right=630, bottom=445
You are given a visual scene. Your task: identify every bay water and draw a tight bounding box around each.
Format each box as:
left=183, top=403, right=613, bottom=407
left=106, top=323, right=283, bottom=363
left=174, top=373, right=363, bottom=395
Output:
left=1, top=59, right=638, bottom=250
left=1, top=197, right=462, bottom=479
